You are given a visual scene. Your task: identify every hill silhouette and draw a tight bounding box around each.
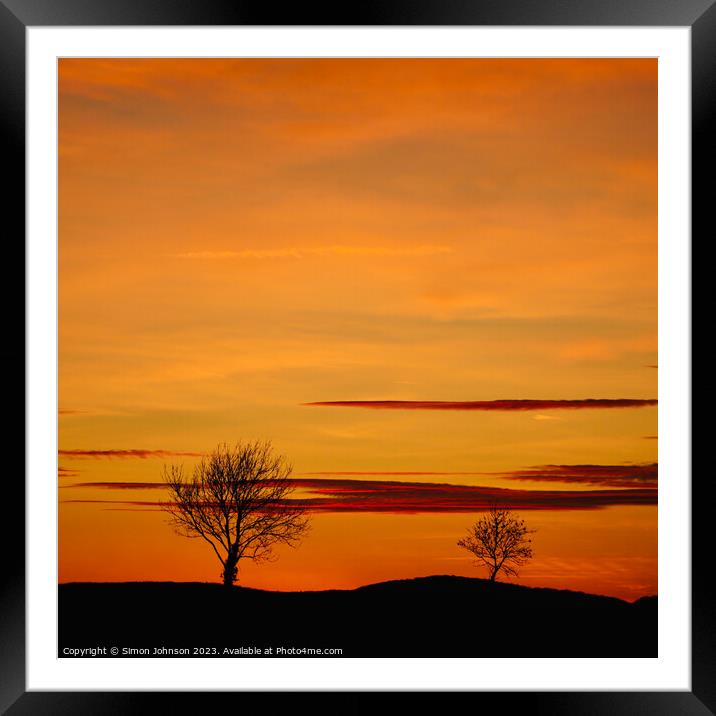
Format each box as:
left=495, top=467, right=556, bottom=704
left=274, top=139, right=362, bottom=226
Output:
left=59, top=575, right=656, bottom=657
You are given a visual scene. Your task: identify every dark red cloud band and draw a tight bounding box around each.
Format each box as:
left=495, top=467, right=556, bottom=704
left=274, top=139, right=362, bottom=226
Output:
left=62, top=476, right=656, bottom=513
left=499, top=463, right=657, bottom=488
left=303, top=399, right=657, bottom=411
left=59, top=449, right=203, bottom=459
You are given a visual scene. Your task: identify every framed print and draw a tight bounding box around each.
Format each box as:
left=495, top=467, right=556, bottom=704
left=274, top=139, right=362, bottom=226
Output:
left=5, top=1, right=707, bottom=713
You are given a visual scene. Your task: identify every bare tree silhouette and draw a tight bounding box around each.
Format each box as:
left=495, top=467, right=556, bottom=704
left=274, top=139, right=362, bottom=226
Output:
left=457, top=506, right=535, bottom=582
left=161, top=440, right=310, bottom=587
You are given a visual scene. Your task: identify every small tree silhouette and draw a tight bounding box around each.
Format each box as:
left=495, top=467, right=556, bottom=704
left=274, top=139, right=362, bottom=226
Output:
left=457, top=506, right=535, bottom=582
left=161, top=440, right=310, bottom=587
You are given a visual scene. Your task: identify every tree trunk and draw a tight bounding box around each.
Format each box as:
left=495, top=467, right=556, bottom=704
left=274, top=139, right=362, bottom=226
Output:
left=222, top=557, right=238, bottom=587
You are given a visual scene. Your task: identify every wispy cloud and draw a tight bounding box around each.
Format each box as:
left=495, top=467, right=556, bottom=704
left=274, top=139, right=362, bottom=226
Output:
left=58, top=466, right=80, bottom=478
left=175, top=245, right=453, bottom=260
left=303, top=399, right=658, bottom=411
left=61, top=482, right=162, bottom=490
left=63, top=499, right=162, bottom=509
left=61, top=477, right=656, bottom=513
left=58, top=449, right=203, bottom=460
left=497, top=463, right=657, bottom=488
left=301, top=471, right=486, bottom=477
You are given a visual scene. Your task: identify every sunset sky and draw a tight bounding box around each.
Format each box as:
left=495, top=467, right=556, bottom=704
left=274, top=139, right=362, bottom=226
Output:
left=58, top=58, right=657, bottom=601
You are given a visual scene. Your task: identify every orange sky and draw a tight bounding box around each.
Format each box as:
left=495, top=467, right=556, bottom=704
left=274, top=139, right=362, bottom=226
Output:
left=58, top=59, right=657, bottom=601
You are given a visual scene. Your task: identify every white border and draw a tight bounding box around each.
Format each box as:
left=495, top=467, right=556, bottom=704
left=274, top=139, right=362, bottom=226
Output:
left=27, top=27, right=691, bottom=691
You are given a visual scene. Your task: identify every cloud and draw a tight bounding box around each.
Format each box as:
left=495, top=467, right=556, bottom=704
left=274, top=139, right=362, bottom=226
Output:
left=61, top=482, right=162, bottom=490
left=58, top=449, right=203, bottom=459
left=63, top=499, right=162, bottom=508
left=59, top=409, right=136, bottom=417
left=175, top=245, right=452, bottom=260
left=61, top=477, right=657, bottom=513
left=497, top=463, right=657, bottom=488
left=303, top=399, right=658, bottom=411
left=301, top=471, right=486, bottom=477
left=102, top=507, right=165, bottom=512
left=58, top=466, right=80, bottom=478
left=643, top=435, right=658, bottom=440
left=289, top=479, right=657, bottom=512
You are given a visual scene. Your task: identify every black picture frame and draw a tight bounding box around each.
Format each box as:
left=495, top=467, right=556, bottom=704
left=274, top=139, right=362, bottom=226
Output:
left=4, top=1, right=706, bottom=713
